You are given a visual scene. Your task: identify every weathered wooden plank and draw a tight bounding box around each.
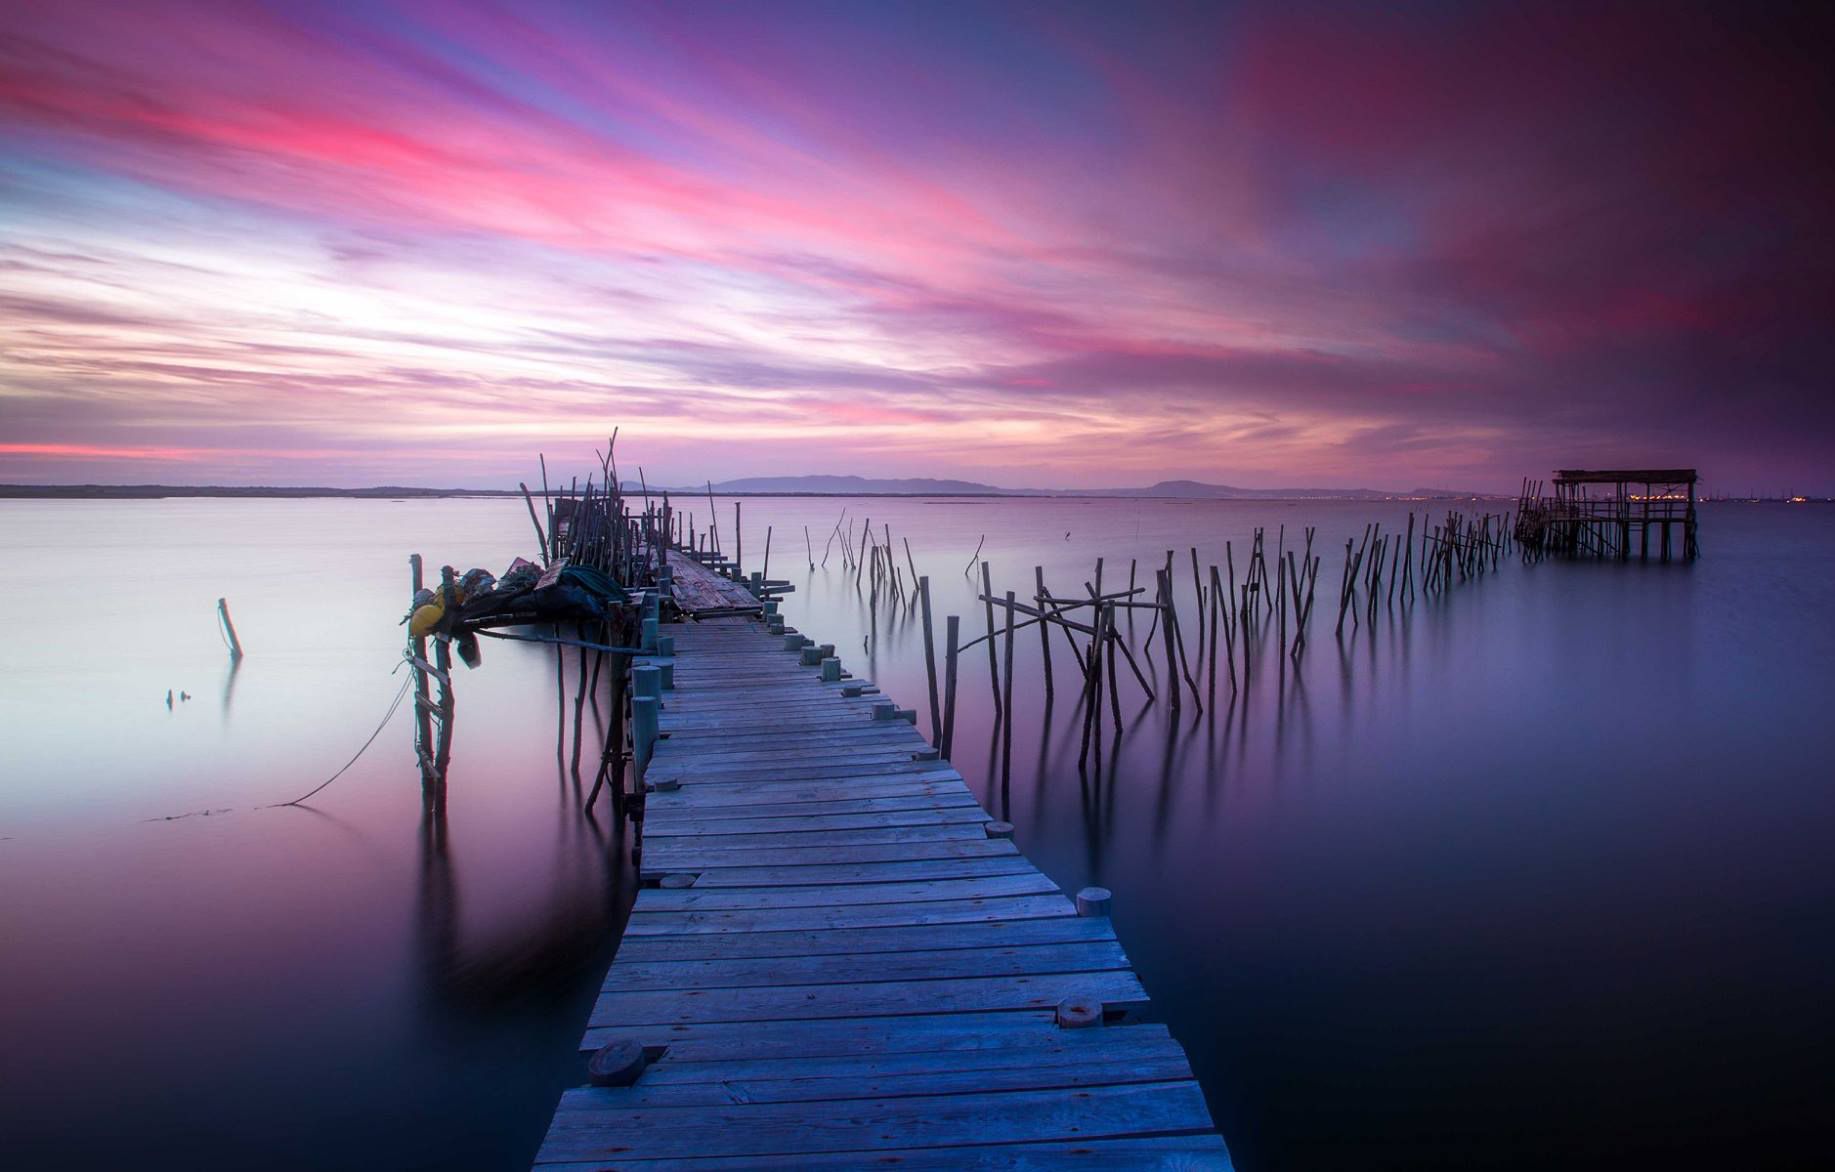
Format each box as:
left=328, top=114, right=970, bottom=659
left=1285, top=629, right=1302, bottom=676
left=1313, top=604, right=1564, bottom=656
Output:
left=604, top=939, right=1132, bottom=992
left=643, top=776, right=966, bottom=808
left=638, top=807, right=991, bottom=838
left=610, top=915, right=1117, bottom=965
left=591, top=969, right=1147, bottom=1028
left=650, top=781, right=972, bottom=810
left=658, top=712, right=884, bottom=734
left=652, top=718, right=919, bottom=742
left=649, top=740, right=927, bottom=768
left=634, top=823, right=992, bottom=852
left=621, top=893, right=1073, bottom=936
left=583, top=1008, right=1065, bottom=1057
left=678, top=854, right=1034, bottom=887
left=536, top=1134, right=1231, bottom=1170
left=633, top=872, right=1059, bottom=911
left=648, top=739, right=925, bottom=768
left=642, top=763, right=938, bottom=791
left=639, top=837, right=1019, bottom=874
left=536, top=1081, right=1215, bottom=1161
left=645, top=792, right=981, bottom=825
left=632, top=1023, right=1175, bottom=1082
left=644, top=759, right=952, bottom=786
left=567, top=1051, right=1198, bottom=1107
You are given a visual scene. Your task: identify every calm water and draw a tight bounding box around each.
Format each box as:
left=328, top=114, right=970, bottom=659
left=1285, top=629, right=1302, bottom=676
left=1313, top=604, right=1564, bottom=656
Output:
left=2, top=497, right=1832, bottom=1169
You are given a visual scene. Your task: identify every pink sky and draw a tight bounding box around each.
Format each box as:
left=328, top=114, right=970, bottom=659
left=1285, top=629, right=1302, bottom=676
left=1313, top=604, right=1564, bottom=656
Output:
left=2, top=2, right=1831, bottom=492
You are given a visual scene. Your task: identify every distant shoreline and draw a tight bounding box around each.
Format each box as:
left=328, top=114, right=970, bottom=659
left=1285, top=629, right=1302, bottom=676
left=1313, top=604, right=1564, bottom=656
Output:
left=0, top=483, right=1526, bottom=503
left=3, top=484, right=1820, bottom=504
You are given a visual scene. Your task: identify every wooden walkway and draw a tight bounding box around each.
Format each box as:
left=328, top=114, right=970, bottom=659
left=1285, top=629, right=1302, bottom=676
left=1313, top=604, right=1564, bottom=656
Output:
left=662, top=553, right=763, bottom=617
left=533, top=611, right=1229, bottom=1168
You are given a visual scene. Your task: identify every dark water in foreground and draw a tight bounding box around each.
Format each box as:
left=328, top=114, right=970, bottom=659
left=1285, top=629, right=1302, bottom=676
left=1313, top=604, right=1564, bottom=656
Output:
left=2, top=497, right=1832, bottom=1170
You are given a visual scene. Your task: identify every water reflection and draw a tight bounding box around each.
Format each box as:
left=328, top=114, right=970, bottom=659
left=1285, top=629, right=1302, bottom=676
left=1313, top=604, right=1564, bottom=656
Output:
left=733, top=497, right=1835, bottom=1169
left=3, top=498, right=1832, bottom=1170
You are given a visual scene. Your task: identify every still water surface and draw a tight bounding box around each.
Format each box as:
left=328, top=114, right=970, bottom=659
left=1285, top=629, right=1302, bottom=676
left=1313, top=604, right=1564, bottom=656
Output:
left=2, top=497, right=1831, bottom=1169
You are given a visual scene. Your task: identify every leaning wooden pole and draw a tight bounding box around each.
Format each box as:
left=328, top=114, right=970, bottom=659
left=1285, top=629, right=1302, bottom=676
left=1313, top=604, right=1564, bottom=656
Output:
left=216, top=597, right=244, bottom=659
left=940, top=615, right=960, bottom=758
left=408, top=554, right=434, bottom=784
left=980, top=560, right=1002, bottom=717
left=1034, top=566, right=1055, bottom=700
left=919, top=576, right=942, bottom=738
left=1001, top=590, right=1017, bottom=757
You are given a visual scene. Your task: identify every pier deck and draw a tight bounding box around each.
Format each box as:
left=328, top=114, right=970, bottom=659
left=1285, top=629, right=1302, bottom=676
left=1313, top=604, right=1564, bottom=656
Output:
left=533, top=612, right=1228, bottom=1168
left=659, top=552, right=763, bottom=617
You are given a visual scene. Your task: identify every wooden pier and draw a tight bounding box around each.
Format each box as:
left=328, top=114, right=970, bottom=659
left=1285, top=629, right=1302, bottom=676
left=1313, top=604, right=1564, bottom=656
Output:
left=532, top=581, right=1229, bottom=1166
left=1515, top=468, right=1700, bottom=561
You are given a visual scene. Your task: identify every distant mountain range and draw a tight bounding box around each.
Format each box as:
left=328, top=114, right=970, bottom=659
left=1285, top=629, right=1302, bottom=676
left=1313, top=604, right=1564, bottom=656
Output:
left=646, top=475, right=1496, bottom=500
left=2, top=476, right=1498, bottom=500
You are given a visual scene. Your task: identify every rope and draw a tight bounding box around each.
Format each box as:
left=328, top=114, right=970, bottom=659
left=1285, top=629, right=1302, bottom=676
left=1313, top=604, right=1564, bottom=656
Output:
left=267, top=666, right=414, bottom=808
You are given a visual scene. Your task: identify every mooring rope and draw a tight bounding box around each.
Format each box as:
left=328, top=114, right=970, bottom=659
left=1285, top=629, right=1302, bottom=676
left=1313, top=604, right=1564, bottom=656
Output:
left=266, top=665, right=414, bottom=809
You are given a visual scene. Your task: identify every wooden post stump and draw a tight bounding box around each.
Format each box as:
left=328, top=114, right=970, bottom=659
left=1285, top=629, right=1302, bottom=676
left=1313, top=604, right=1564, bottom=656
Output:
left=1055, top=996, right=1103, bottom=1029
left=588, top=1039, right=648, bottom=1087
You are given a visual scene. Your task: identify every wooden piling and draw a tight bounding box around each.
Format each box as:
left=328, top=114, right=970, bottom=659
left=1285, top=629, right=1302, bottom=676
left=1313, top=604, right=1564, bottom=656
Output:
left=980, top=561, right=1002, bottom=717
left=1034, top=566, right=1054, bottom=699
left=940, top=614, right=960, bottom=758
left=408, top=555, right=434, bottom=785
left=216, top=597, right=244, bottom=659
left=1001, top=589, right=1017, bottom=760
left=919, top=576, right=941, bottom=737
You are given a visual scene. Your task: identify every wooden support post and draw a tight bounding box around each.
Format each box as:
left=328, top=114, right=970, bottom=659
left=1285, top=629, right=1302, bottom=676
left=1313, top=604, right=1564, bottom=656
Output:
left=408, top=555, right=434, bottom=781
left=633, top=664, right=661, bottom=704
left=941, top=615, right=960, bottom=758
left=1103, top=603, right=1121, bottom=726
left=1033, top=566, right=1054, bottom=699
left=1159, top=570, right=1179, bottom=712
left=1189, top=548, right=1205, bottom=677
left=919, top=576, right=941, bottom=737
left=1056, top=996, right=1102, bottom=1030
left=216, top=597, right=244, bottom=659
left=631, top=695, right=658, bottom=779
left=1076, top=886, right=1112, bottom=916
left=587, top=1040, right=648, bottom=1088
left=1206, top=565, right=1219, bottom=702
left=1001, top=589, right=1017, bottom=750
left=980, top=561, right=1002, bottom=716
left=433, top=566, right=456, bottom=781
left=518, top=483, right=549, bottom=563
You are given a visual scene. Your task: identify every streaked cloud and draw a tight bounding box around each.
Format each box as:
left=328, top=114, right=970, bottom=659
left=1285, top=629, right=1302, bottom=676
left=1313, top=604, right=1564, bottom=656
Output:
left=1, top=1, right=1829, bottom=491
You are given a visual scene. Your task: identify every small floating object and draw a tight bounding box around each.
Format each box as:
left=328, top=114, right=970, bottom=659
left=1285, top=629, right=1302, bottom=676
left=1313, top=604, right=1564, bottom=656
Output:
left=984, top=821, right=1015, bottom=839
